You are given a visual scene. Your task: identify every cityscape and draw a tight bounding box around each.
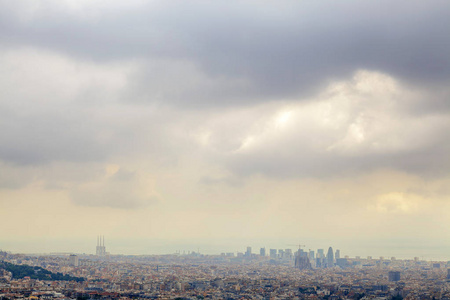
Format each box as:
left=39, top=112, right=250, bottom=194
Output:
left=2, top=239, right=450, bottom=299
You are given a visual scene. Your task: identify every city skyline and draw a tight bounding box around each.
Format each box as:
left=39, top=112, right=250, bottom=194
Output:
left=2, top=236, right=450, bottom=262
left=1, top=0, right=450, bottom=259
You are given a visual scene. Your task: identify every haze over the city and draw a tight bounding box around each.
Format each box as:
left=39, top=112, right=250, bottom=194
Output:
left=1, top=0, right=450, bottom=259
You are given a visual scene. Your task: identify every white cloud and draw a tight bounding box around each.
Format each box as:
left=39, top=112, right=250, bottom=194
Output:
left=370, top=192, right=423, bottom=214
left=191, top=70, right=450, bottom=178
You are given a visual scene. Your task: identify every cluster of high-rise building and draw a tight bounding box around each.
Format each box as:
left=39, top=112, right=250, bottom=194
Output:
left=245, top=246, right=342, bottom=270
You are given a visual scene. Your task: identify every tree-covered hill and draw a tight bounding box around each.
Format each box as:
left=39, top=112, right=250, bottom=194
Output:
left=0, top=261, right=84, bottom=282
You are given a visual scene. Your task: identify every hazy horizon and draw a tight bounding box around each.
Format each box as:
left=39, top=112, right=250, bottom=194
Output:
left=3, top=236, right=450, bottom=262
left=1, top=1, right=450, bottom=261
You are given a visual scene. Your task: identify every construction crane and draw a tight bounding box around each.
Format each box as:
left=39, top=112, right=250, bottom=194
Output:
left=287, top=244, right=306, bottom=251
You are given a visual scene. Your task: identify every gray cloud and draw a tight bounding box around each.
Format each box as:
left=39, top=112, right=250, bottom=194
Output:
left=0, top=0, right=449, bottom=185
left=1, top=1, right=449, bottom=108
left=0, top=47, right=178, bottom=165
left=0, top=162, right=35, bottom=189
left=227, top=144, right=450, bottom=180
left=193, top=71, right=450, bottom=179
left=0, top=102, right=180, bottom=166
left=0, top=111, right=108, bottom=164
left=69, top=167, right=158, bottom=209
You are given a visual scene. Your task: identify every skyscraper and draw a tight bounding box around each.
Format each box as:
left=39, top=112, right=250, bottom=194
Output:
left=260, top=247, right=266, bottom=257
left=285, top=249, right=293, bottom=260
left=317, top=249, right=324, bottom=258
left=326, top=247, right=334, bottom=268
left=335, top=249, right=340, bottom=259
left=316, top=249, right=325, bottom=268
left=269, top=249, right=277, bottom=259
left=316, top=257, right=322, bottom=268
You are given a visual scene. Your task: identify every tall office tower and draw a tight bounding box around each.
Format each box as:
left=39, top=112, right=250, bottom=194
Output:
left=260, top=247, right=266, bottom=257
left=315, top=257, right=322, bottom=268
left=335, top=249, right=340, bottom=259
left=278, top=249, right=285, bottom=259
left=246, top=246, right=252, bottom=256
left=269, top=249, right=277, bottom=259
left=298, top=249, right=307, bottom=258
left=388, top=271, right=401, bottom=282
left=447, top=269, right=450, bottom=280
left=285, top=249, right=293, bottom=260
left=326, top=247, right=334, bottom=268
left=309, top=250, right=315, bottom=259
left=69, top=254, right=79, bottom=267
left=317, top=249, right=324, bottom=258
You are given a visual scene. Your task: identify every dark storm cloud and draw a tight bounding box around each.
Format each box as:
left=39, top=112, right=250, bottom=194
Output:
left=1, top=1, right=449, bottom=108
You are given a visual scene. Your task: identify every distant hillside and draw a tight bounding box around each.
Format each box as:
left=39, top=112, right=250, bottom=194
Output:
left=0, top=261, right=84, bottom=282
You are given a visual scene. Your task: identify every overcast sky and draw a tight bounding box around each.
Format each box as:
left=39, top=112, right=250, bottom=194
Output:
left=1, top=0, right=450, bottom=259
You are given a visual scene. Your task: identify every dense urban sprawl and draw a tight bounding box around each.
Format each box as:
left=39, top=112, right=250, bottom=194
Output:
left=2, top=247, right=450, bottom=299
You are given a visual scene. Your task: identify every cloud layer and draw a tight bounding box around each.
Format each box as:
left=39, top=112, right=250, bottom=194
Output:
left=1, top=1, right=450, bottom=107
left=1, top=0, right=450, bottom=256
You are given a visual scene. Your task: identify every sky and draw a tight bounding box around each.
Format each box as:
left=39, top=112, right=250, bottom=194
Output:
left=1, top=0, right=450, bottom=259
